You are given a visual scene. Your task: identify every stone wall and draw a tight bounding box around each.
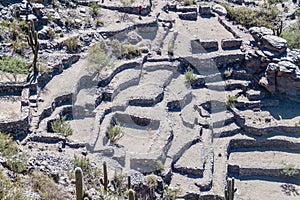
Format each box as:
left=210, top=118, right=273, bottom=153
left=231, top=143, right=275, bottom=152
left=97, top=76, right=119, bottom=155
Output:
left=37, top=55, right=80, bottom=88
left=39, top=93, right=73, bottom=122
left=228, top=165, right=300, bottom=181
left=199, top=5, right=211, bottom=16
left=221, top=39, right=242, bottom=49
left=0, top=88, right=31, bottom=138
left=178, top=11, right=198, bottom=21
left=228, top=139, right=300, bottom=152
left=191, top=39, right=218, bottom=52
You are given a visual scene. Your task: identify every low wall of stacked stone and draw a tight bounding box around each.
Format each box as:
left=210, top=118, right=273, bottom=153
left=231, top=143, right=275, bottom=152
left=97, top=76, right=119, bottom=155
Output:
left=0, top=88, right=31, bottom=138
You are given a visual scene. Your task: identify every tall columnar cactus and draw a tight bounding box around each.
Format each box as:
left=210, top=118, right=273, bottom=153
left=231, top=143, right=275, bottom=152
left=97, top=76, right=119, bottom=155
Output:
left=225, top=177, right=235, bottom=200
left=75, top=167, right=84, bottom=200
left=127, top=176, right=131, bottom=190
left=128, top=189, right=135, bottom=200
left=26, top=20, right=39, bottom=76
left=100, top=161, right=109, bottom=191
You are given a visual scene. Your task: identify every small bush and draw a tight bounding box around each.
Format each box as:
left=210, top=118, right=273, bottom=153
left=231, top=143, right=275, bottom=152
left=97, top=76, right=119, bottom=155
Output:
left=224, top=4, right=279, bottom=29
left=224, top=68, right=233, bottom=78
left=89, top=2, right=101, bottom=16
left=0, top=133, right=27, bottom=173
left=96, top=19, right=104, bottom=27
left=163, top=185, right=180, bottom=200
left=267, top=0, right=286, bottom=4
left=109, top=40, right=141, bottom=59
left=107, top=123, right=123, bottom=144
left=281, top=164, right=299, bottom=177
left=123, top=44, right=141, bottom=59
left=119, top=0, right=136, bottom=6
left=87, top=43, right=111, bottom=74
left=0, top=169, right=28, bottom=200
left=155, top=160, right=164, bottom=173
left=0, top=133, right=18, bottom=158
left=184, top=66, right=196, bottom=84
left=51, top=115, right=73, bottom=137
left=73, top=155, right=91, bottom=172
left=146, top=174, right=158, bottom=189
left=64, top=37, right=80, bottom=53
left=64, top=17, right=74, bottom=28
left=226, top=95, right=237, bottom=107
left=0, top=57, right=30, bottom=75
left=48, top=29, right=56, bottom=40
left=6, top=154, right=27, bottom=173
left=281, top=20, right=300, bottom=49
left=31, top=170, right=70, bottom=199
left=180, top=0, right=197, bottom=6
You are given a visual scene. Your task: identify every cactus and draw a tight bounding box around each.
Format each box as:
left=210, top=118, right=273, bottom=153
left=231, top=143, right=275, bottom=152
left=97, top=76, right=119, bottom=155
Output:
left=127, top=176, right=131, bottom=190
left=224, top=177, right=235, bottom=200
left=26, top=20, right=39, bottom=77
left=128, top=189, right=135, bottom=200
left=100, top=161, right=109, bottom=191
left=75, top=167, right=84, bottom=200
left=273, top=19, right=283, bottom=36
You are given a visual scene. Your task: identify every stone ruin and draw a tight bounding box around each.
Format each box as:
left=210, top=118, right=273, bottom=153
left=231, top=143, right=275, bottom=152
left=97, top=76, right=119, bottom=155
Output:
left=0, top=0, right=299, bottom=199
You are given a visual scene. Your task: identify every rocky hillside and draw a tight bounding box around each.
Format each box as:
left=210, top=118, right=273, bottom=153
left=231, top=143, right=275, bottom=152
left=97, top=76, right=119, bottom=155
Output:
left=0, top=0, right=299, bottom=199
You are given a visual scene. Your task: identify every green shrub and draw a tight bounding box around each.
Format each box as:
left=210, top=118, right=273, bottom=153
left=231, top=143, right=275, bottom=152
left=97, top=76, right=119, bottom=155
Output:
left=119, top=0, right=136, bottom=6
left=87, top=43, right=111, bottom=74
left=281, top=164, right=299, bottom=177
left=224, top=4, right=279, bottom=29
left=267, top=0, right=286, bottom=4
left=107, top=123, right=123, bottom=144
left=31, top=170, right=70, bottom=199
left=64, top=37, right=80, bottom=53
left=281, top=20, right=300, bottom=49
left=0, top=20, right=26, bottom=40
left=123, top=44, right=141, bottom=59
left=155, top=160, right=164, bottom=173
left=184, top=66, right=196, bottom=84
left=0, top=57, right=30, bottom=74
left=0, top=133, right=18, bottom=158
left=89, top=2, right=101, bottom=16
left=226, top=95, right=237, bottom=107
left=73, top=155, right=91, bottom=172
left=163, top=185, right=180, bottom=200
left=109, top=40, right=141, bottom=59
left=146, top=174, right=158, bottom=189
left=295, top=9, right=300, bottom=18
left=224, top=68, right=233, bottom=78
left=51, top=115, right=73, bottom=137
left=180, top=0, right=197, bottom=6
left=0, top=169, right=29, bottom=200
left=48, top=29, right=56, bottom=40
left=0, top=132, right=27, bottom=173
left=6, top=154, right=27, bottom=173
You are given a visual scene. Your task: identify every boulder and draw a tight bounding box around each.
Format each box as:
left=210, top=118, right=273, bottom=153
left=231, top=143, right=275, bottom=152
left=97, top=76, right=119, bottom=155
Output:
left=260, top=61, right=300, bottom=101
left=259, top=63, right=278, bottom=94
left=249, top=26, right=273, bottom=41
left=276, top=61, right=300, bottom=101
left=261, top=35, right=287, bottom=55
left=212, top=4, right=227, bottom=16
